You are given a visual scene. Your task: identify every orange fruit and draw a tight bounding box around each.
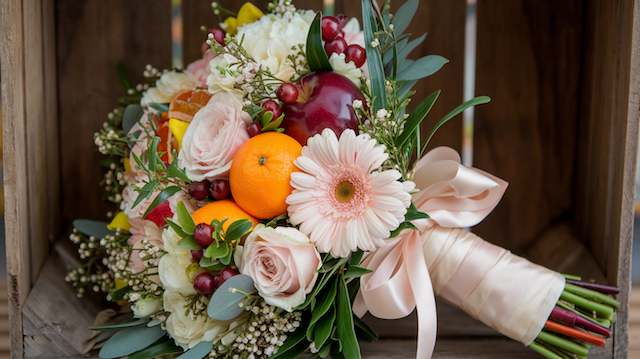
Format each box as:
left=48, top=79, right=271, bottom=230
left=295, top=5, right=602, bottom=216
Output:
left=169, top=89, right=212, bottom=122
left=191, top=200, right=257, bottom=231
left=230, top=132, right=302, bottom=219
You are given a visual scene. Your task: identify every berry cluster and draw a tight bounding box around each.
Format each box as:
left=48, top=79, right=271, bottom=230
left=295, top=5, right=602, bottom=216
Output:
left=189, top=179, right=231, bottom=201
left=322, top=15, right=367, bottom=68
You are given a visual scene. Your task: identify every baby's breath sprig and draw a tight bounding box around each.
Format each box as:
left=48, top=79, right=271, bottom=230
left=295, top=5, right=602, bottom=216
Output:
left=267, top=0, right=296, bottom=15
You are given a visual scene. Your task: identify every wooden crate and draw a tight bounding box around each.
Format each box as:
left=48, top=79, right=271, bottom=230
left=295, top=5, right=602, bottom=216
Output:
left=1, top=0, right=639, bottom=357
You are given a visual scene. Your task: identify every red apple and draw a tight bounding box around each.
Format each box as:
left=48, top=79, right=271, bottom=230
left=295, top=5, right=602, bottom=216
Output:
left=282, top=72, right=364, bottom=144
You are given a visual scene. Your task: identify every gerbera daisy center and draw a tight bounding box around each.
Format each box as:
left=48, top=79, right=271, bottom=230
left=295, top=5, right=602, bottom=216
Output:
left=335, top=180, right=356, bottom=203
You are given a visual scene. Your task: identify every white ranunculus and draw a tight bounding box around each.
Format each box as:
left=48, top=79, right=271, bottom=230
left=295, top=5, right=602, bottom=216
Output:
left=132, top=296, right=162, bottom=318
left=163, top=290, right=229, bottom=349
left=207, top=53, right=242, bottom=94
left=158, top=252, right=194, bottom=295
left=141, top=71, right=198, bottom=106
left=329, top=53, right=363, bottom=87
left=178, top=92, right=250, bottom=181
left=235, top=10, right=315, bottom=81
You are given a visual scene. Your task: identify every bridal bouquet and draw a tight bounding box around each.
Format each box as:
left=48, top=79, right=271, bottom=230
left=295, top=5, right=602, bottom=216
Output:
left=67, top=1, right=620, bottom=358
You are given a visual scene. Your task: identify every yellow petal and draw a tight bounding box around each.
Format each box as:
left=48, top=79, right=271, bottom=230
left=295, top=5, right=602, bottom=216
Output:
left=236, top=3, right=264, bottom=27
left=123, top=158, right=131, bottom=174
left=108, top=211, right=130, bottom=232
left=169, top=118, right=190, bottom=149
left=223, top=17, right=238, bottom=35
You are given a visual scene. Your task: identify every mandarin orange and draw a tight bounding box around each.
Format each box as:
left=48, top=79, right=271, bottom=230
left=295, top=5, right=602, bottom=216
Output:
left=169, top=89, right=212, bottom=122
left=229, top=132, right=302, bottom=219
left=191, top=200, right=257, bottom=231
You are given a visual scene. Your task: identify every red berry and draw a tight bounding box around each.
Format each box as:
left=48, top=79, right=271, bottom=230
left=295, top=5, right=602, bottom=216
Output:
left=276, top=83, right=299, bottom=104
left=321, top=16, right=341, bottom=41
left=194, top=223, right=214, bottom=247
left=191, top=249, right=204, bottom=262
left=336, top=14, right=349, bottom=28
left=189, top=180, right=210, bottom=200
left=324, top=37, right=347, bottom=56
left=213, top=267, right=239, bottom=288
left=262, top=99, right=283, bottom=119
left=193, top=272, right=217, bottom=295
left=346, top=44, right=367, bottom=68
left=246, top=123, right=262, bottom=137
left=211, top=28, right=226, bottom=46
left=145, top=201, right=173, bottom=227
left=209, top=179, right=230, bottom=200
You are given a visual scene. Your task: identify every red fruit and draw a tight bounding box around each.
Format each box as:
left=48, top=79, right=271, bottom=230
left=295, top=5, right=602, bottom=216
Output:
left=336, top=14, right=349, bottom=28
left=276, top=83, right=299, bottom=104
left=209, top=179, right=230, bottom=200
left=211, top=28, right=226, bottom=46
left=145, top=201, right=173, bottom=227
left=193, top=272, right=217, bottom=295
left=189, top=180, right=210, bottom=200
left=283, top=72, right=365, bottom=144
left=246, top=123, right=262, bottom=137
left=262, top=99, right=283, bottom=119
left=321, top=16, right=341, bottom=41
left=346, top=44, right=367, bottom=68
left=324, top=37, right=347, bottom=56
left=194, top=223, right=214, bottom=247
left=191, top=249, right=204, bottom=262
left=213, top=267, right=239, bottom=288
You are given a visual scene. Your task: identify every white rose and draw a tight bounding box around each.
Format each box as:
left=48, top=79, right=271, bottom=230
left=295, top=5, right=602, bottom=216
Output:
left=141, top=71, right=197, bottom=106
left=131, top=296, right=162, bottom=318
left=207, top=53, right=242, bottom=94
left=163, top=290, right=228, bottom=349
left=329, top=53, right=363, bottom=87
left=178, top=92, right=250, bottom=181
left=239, top=225, right=321, bottom=311
left=158, top=252, right=194, bottom=295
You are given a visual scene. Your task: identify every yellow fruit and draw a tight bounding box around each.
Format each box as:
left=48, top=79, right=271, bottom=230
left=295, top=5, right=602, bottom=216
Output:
left=237, top=2, right=264, bottom=27
left=108, top=212, right=130, bottom=231
left=191, top=200, right=257, bottom=231
left=169, top=118, right=190, bottom=148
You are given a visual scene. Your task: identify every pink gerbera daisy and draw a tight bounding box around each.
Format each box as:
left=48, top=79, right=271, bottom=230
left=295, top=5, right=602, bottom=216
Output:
left=286, top=129, right=414, bottom=258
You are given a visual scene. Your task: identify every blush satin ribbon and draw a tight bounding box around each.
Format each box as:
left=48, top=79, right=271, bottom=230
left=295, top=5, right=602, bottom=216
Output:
left=354, top=147, right=564, bottom=358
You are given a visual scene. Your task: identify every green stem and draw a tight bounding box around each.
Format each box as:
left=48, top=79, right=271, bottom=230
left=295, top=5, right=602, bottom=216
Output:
left=564, top=283, right=619, bottom=308
left=537, top=331, right=589, bottom=357
left=560, top=290, right=614, bottom=318
left=562, top=273, right=582, bottom=281
left=528, top=342, right=564, bottom=359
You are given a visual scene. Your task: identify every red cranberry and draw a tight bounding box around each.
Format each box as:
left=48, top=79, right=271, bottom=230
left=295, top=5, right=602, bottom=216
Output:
left=321, top=16, right=341, bottom=41
left=145, top=201, right=173, bottom=227
left=189, top=180, right=210, bottom=201
left=276, top=83, right=299, bottom=104
left=213, top=267, right=239, bottom=288
left=211, top=28, right=226, bottom=46
left=262, top=99, right=283, bottom=119
left=246, top=123, right=262, bottom=137
left=191, top=249, right=204, bottom=262
left=209, top=179, right=230, bottom=200
left=324, top=37, right=347, bottom=56
left=193, top=223, right=214, bottom=247
left=193, top=272, right=217, bottom=295
left=346, top=44, right=367, bottom=68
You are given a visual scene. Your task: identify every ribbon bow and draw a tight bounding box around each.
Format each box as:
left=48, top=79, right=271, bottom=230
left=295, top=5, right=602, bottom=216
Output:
left=354, top=147, right=508, bottom=359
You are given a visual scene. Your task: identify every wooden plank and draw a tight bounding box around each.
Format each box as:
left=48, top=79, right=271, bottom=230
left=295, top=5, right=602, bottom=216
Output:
left=362, top=338, right=537, bottom=358
left=473, top=0, right=583, bottom=251
left=57, top=0, right=173, bottom=228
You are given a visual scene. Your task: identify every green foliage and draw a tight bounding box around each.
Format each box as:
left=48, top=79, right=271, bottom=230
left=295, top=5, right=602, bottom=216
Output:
left=73, top=219, right=114, bottom=238
left=306, top=12, right=332, bottom=72
left=122, top=104, right=144, bottom=135
left=362, top=0, right=387, bottom=111
left=176, top=341, right=213, bottom=359
left=128, top=338, right=182, bottom=359
left=207, top=274, right=256, bottom=320
left=89, top=318, right=149, bottom=331
left=336, top=275, right=361, bottom=359
left=98, top=325, right=166, bottom=359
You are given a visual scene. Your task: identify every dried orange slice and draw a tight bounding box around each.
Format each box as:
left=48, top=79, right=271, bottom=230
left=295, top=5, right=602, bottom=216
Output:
left=168, top=89, right=212, bottom=122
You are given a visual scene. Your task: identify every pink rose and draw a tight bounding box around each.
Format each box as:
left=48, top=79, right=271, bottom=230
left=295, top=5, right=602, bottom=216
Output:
left=127, top=218, right=163, bottom=273
left=186, top=50, right=215, bottom=88
left=178, top=92, right=250, bottom=181
left=238, top=225, right=321, bottom=311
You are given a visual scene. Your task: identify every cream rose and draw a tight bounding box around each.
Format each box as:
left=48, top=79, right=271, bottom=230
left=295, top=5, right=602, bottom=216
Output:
left=141, top=70, right=198, bottom=106
left=239, top=225, right=321, bottom=311
left=131, top=296, right=162, bottom=318
left=178, top=92, right=250, bottom=181
left=329, top=53, right=363, bottom=87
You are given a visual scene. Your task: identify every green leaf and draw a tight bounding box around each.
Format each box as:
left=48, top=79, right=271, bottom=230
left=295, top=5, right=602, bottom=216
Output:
left=166, top=220, right=190, bottom=239
left=260, top=110, right=274, bottom=128
left=89, top=318, right=148, bottom=331
left=178, top=237, right=200, bottom=251
left=122, top=104, right=144, bottom=134
left=108, top=285, right=131, bottom=302
left=297, top=258, right=346, bottom=310
left=396, top=90, right=440, bottom=148
left=98, top=325, right=166, bottom=358
left=349, top=250, right=365, bottom=266
left=205, top=242, right=230, bottom=259
left=306, top=12, right=332, bottom=72
left=224, top=219, right=253, bottom=242
left=147, top=137, right=162, bottom=173
left=404, top=203, right=429, bottom=221
left=167, top=159, right=190, bottom=182
left=73, top=219, right=113, bottom=238
left=318, top=341, right=332, bottom=358
left=396, top=34, right=427, bottom=65
left=176, top=202, right=196, bottom=234
left=314, top=307, right=336, bottom=350
left=272, top=324, right=309, bottom=359
left=128, top=338, right=181, bottom=359
left=199, top=257, right=227, bottom=271
left=336, top=276, right=361, bottom=359
left=354, top=316, right=378, bottom=342
left=132, top=179, right=159, bottom=209
left=362, top=0, right=387, bottom=111
left=422, top=96, right=491, bottom=154
left=392, top=0, right=419, bottom=36
left=207, top=274, right=255, bottom=320
left=143, top=185, right=181, bottom=217
left=344, top=265, right=372, bottom=280
left=262, top=113, right=285, bottom=132
left=389, top=221, right=417, bottom=238
left=307, top=278, right=337, bottom=340
left=176, top=341, right=213, bottom=359
left=397, top=55, right=448, bottom=81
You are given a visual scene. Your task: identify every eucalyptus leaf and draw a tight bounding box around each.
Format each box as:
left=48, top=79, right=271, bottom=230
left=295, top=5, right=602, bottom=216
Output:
left=307, top=278, right=337, bottom=340
left=306, top=12, right=332, bottom=72
left=98, top=325, right=166, bottom=358
left=393, top=0, right=419, bottom=36
left=128, top=339, right=181, bottom=359
left=143, top=185, right=182, bottom=217
left=73, top=219, right=113, bottom=239
left=176, top=341, right=213, bottom=359
left=362, top=0, right=387, bottom=110
left=396, top=90, right=441, bottom=148
left=336, top=276, right=361, bottom=359
left=207, top=274, right=255, bottom=320
left=224, top=219, right=252, bottom=242
left=313, top=307, right=336, bottom=349
left=398, top=55, right=448, bottom=81
left=90, top=318, right=148, bottom=331
left=176, top=202, right=195, bottom=234
left=122, top=104, right=144, bottom=135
